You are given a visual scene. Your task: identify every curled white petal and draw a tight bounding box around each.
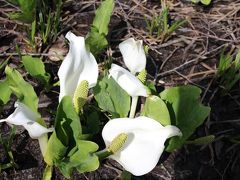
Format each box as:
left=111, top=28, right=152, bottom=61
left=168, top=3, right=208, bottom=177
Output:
left=102, top=116, right=182, bottom=176
left=109, top=64, right=148, bottom=97
left=58, top=31, right=98, bottom=101
left=0, top=102, right=53, bottom=139
left=4, top=102, right=40, bottom=125
left=119, top=38, right=146, bottom=74
left=23, top=122, right=53, bottom=139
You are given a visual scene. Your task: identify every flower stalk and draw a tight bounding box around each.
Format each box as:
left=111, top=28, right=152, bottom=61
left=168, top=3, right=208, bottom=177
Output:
left=129, top=96, right=138, bottom=118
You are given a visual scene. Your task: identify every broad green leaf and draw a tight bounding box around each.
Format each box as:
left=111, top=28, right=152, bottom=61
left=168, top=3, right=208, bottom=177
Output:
left=191, top=0, right=211, bottom=5
left=160, top=85, right=210, bottom=152
left=191, top=0, right=200, bottom=3
left=42, top=165, right=53, bottom=180
left=120, top=170, right=132, bottom=180
left=85, top=29, right=108, bottom=56
left=94, top=76, right=130, bottom=118
left=5, top=66, right=38, bottom=112
left=94, top=77, right=115, bottom=116
left=201, top=0, right=211, bottom=5
left=44, top=96, right=81, bottom=165
left=22, top=56, right=50, bottom=86
left=145, top=81, right=157, bottom=95
left=44, top=132, right=67, bottom=166
left=58, top=140, right=99, bottom=178
left=85, top=0, right=115, bottom=56
left=107, top=77, right=130, bottom=118
left=8, top=0, right=36, bottom=23
left=18, top=0, right=36, bottom=12
left=142, top=95, right=170, bottom=126
left=92, top=0, right=114, bottom=35
left=186, top=135, right=215, bottom=146
left=83, top=110, right=100, bottom=135
left=0, top=79, right=12, bottom=105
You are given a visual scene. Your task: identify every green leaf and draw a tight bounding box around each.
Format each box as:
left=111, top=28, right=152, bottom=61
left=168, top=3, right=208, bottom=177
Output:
left=160, top=85, right=210, bottom=152
left=120, top=170, right=131, bottom=180
left=18, top=0, right=36, bottom=13
left=85, top=0, right=115, bottom=56
left=5, top=66, right=38, bottom=112
left=92, top=0, right=114, bottom=35
left=44, top=96, right=81, bottom=165
left=142, top=95, right=171, bottom=126
left=201, top=0, right=211, bottom=5
left=8, top=0, right=36, bottom=23
left=191, top=0, right=200, bottom=3
left=54, top=95, right=81, bottom=144
left=83, top=110, right=100, bottom=135
left=191, top=0, right=211, bottom=5
left=94, top=76, right=130, bottom=118
left=85, top=29, right=108, bottom=56
left=217, top=50, right=240, bottom=93
left=42, top=165, right=53, bottom=180
left=22, top=56, right=50, bottom=86
left=0, top=79, right=12, bottom=105
left=58, top=140, right=99, bottom=178
left=186, top=135, right=215, bottom=146
left=0, top=58, right=9, bottom=72
left=44, top=132, right=67, bottom=166
left=167, top=19, right=186, bottom=35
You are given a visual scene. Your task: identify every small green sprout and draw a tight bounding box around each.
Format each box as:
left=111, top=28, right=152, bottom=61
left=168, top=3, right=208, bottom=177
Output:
left=144, top=7, right=186, bottom=43
left=0, top=125, right=18, bottom=170
left=217, top=50, right=240, bottom=94
left=192, top=0, right=212, bottom=6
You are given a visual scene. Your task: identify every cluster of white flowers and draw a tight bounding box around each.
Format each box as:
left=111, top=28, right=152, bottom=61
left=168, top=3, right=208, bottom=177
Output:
left=103, top=37, right=182, bottom=176
left=0, top=32, right=181, bottom=176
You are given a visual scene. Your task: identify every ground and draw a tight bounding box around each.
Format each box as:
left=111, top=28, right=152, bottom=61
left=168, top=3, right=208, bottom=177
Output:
left=0, top=0, right=240, bottom=179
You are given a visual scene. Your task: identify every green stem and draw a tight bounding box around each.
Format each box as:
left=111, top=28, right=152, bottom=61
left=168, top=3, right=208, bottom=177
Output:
left=129, top=96, right=138, bottom=118
left=43, top=165, right=53, bottom=180
left=120, top=170, right=132, bottom=180
left=0, top=162, right=13, bottom=170
left=38, top=134, right=48, bottom=157
left=95, top=149, right=112, bottom=161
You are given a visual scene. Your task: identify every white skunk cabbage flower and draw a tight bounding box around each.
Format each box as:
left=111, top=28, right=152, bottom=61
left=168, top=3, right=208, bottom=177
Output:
left=119, top=38, right=146, bottom=75
left=102, top=116, right=182, bottom=176
left=0, top=102, right=53, bottom=155
left=58, top=31, right=98, bottom=101
left=0, top=102, right=53, bottom=138
left=109, top=64, right=148, bottom=97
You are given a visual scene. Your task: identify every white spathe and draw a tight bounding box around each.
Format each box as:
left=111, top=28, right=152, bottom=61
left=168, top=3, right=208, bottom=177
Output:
left=58, top=31, right=98, bottom=101
left=119, top=38, right=146, bottom=75
left=0, top=102, right=53, bottom=139
left=109, top=64, right=148, bottom=97
left=102, top=116, right=182, bottom=176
